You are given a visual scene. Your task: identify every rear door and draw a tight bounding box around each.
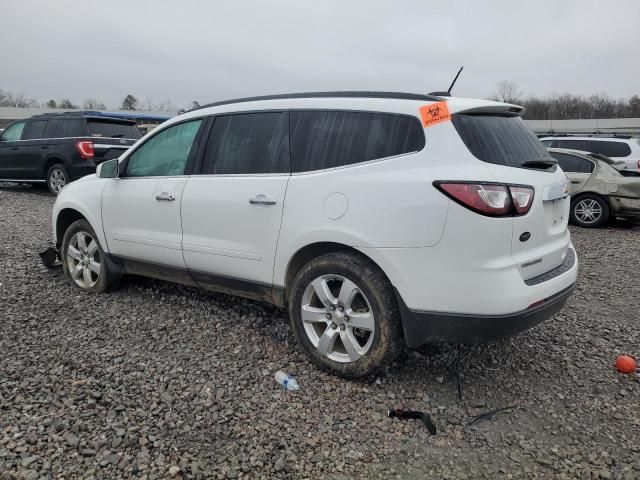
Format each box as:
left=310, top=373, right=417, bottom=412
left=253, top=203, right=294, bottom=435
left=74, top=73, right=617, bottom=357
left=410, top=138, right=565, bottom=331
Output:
left=20, top=119, right=49, bottom=179
left=452, top=114, right=571, bottom=280
left=549, top=151, right=594, bottom=194
left=86, top=118, right=141, bottom=163
left=0, top=121, right=27, bottom=178
left=181, top=112, right=290, bottom=288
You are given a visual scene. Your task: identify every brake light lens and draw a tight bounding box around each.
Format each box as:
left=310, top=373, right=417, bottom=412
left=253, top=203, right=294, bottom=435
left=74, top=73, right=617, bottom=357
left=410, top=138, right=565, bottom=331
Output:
left=434, top=181, right=535, bottom=217
left=75, top=141, right=94, bottom=160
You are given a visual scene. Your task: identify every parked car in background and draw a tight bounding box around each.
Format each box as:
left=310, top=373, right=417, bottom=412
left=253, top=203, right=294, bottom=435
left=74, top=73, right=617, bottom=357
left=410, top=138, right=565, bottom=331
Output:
left=548, top=148, right=640, bottom=227
left=51, top=92, right=577, bottom=378
left=540, top=136, right=640, bottom=173
left=0, top=112, right=142, bottom=195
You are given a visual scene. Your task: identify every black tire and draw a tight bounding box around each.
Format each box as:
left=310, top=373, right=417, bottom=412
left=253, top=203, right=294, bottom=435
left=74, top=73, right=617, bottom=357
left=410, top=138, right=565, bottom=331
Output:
left=61, top=219, right=120, bottom=293
left=46, top=163, right=70, bottom=196
left=570, top=194, right=610, bottom=228
left=288, top=251, right=403, bottom=379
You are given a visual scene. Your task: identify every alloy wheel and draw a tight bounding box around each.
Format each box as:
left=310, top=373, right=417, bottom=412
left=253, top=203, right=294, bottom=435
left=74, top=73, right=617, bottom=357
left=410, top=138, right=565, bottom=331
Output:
left=49, top=168, right=66, bottom=193
left=301, top=274, right=375, bottom=363
left=66, top=231, right=101, bottom=289
left=574, top=199, right=602, bottom=224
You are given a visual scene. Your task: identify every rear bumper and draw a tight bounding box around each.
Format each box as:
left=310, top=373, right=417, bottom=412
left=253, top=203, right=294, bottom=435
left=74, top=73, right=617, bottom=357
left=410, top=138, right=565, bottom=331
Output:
left=397, top=283, right=576, bottom=348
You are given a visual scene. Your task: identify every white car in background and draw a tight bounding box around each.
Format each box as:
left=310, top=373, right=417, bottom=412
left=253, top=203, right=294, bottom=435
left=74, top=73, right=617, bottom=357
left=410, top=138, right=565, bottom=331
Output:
left=540, top=136, right=640, bottom=173
left=50, top=92, right=578, bottom=378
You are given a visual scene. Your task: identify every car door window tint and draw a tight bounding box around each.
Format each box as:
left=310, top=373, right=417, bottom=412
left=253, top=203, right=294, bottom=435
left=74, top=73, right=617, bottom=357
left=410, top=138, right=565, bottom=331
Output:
left=291, top=111, right=424, bottom=172
left=44, top=118, right=87, bottom=138
left=126, top=119, right=202, bottom=177
left=556, top=139, right=590, bottom=151
left=589, top=141, right=631, bottom=157
left=87, top=120, right=142, bottom=139
left=550, top=152, right=594, bottom=173
left=1, top=122, right=26, bottom=141
left=22, top=120, right=48, bottom=140
left=202, top=112, right=289, bottom=174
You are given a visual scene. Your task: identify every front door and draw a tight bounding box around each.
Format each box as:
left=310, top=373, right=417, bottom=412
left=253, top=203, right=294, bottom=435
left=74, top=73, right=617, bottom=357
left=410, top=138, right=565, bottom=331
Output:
left=181, top=112, right=290, bottom=288
left=0, top=121, right=27, bottom=179
left=102, top=118, right=204, bottom=268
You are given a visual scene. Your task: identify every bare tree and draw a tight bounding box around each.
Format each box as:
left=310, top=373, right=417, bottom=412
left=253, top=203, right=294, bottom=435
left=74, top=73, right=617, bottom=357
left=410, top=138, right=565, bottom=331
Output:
left=494, top=81, right=523, bottom=104
left=82, top=98, right=107, bottom=110
left=10, top=92, right=39, bottom=108
left=140, top=97, right=155, bottom=111
left=58, top=99, right=78, bottom=109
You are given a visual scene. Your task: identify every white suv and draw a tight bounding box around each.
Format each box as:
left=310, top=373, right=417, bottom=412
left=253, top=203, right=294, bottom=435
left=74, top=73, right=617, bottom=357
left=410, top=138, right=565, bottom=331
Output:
left=540, top=136, right=640, bottom=173
left=51, top=92, right=578, bottom=378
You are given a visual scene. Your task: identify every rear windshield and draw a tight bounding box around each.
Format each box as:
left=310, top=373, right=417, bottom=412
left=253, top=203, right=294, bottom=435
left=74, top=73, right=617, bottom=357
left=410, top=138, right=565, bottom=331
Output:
left=452, top=114, right=552, bottom=168
left=87, top=120, right=142, bottom=139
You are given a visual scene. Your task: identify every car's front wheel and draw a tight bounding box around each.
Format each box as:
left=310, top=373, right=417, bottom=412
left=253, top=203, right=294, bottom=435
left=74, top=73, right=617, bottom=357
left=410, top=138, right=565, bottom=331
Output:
left=61, top=219, right=120, bottom=293
left=47, top=164, right=70, bottom=196
left=288, top=252, right=403, bottom=378
left=570, top=194, right=610, bottom=228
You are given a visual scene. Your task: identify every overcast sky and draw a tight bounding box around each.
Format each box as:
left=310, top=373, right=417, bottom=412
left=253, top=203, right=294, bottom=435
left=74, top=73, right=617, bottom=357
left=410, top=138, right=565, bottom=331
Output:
left=1, top=0, right=639, bottom=110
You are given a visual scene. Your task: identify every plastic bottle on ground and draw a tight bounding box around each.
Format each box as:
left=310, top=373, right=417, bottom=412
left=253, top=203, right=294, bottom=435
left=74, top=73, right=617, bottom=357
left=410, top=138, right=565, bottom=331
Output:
left=274, top=370, right=299, bottom=391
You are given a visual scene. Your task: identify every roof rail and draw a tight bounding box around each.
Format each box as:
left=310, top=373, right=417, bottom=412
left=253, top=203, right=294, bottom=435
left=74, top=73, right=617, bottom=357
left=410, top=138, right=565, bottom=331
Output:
left=193, top=91, right=443, bottom=112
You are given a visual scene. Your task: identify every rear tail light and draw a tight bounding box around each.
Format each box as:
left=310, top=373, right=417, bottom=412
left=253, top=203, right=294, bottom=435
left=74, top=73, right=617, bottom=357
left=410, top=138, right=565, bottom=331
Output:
left=75, top=141, right=94, bottom=160
left=434, top=181, right=535, bottom=217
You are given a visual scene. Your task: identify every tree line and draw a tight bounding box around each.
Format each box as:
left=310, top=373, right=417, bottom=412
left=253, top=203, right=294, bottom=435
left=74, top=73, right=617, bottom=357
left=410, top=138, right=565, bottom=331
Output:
left=490, top=81, right=640, bottom=120
left=0, top=88, right=193, bottom=114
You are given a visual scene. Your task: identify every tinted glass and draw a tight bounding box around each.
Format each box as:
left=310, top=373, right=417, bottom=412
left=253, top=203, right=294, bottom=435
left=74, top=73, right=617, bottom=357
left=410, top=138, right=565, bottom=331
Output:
left=589, top=141, right=631, bottom=157
left=451, top=115, right=551, bottom=168
left=126, top=119, right=202, bottom=177
left=556, top=139, right=590, bottom=151
left=540, top=140, right=553, bottom=147
left=1, top=122, right=26, bottom=141
left=550, top=152, right=594, bottom=173
left=22, top=120, right=48, bottom=140
left=290, top=111, right=424, bottom=172
left=87, top=120, right=142, bottom=139
left=44, top=118, right=87, bottom=138
left=202, top=112, right=289, bottom=174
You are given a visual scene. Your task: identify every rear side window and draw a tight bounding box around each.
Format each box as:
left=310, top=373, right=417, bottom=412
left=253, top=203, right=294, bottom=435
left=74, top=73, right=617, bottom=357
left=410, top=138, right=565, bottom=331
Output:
left=1, top=122, right=26, bottom=141
left=202, top=112, right=289, bottom=174
left=549, top=152, right=594, bottom=173
left=556, top=139, right=590, bottom=151
left=44, top=118, right=87, bottom=138
left=451, top=114, right=551, bottom=168
left=22, top=120, right=48, bottom=140
left=290, top=111, right=424, bottom=172
left=589, top=141, right=631, bottom=157
left=87, top=120, right=142, bottom=139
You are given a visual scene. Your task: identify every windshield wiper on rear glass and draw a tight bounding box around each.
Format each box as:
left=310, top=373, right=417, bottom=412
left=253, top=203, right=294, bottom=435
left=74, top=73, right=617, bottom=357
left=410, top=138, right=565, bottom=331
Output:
left=521, top=158, right=557, bottom=169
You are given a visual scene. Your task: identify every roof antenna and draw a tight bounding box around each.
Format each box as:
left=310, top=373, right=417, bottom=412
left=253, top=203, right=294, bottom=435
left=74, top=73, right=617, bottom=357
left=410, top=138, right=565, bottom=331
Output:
left=428, top=66, right=464, bottom=97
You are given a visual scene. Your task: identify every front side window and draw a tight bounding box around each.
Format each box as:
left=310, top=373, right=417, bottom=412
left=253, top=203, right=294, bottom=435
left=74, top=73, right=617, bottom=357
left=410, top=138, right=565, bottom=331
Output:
left=589, top=141, right=631, bottom=158
left=1, top=122, right=26, bottom=141
left=126, top=119, right=202, bottom=177
left=22, top=120, right=48, bottom=140
left=291, top=111, right=424, bottom=172
left=44, top=118, right=87, bottom=138
left=202, top=112, right=289, bottom=174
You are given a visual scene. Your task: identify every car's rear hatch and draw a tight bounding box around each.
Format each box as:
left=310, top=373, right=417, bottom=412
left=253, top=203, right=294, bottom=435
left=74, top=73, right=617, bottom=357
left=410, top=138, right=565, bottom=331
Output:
left=86, top=118, right=141, bottom=163
left=451, top=109, right=571, bottom=280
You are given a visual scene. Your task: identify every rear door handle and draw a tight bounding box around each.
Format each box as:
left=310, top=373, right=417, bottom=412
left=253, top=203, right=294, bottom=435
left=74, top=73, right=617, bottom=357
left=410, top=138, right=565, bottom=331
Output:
left=155, top=192, right=175, bottom=201
left=40, top=146, right=49, bottom=150
left=249, top=194, right=277, bottom=205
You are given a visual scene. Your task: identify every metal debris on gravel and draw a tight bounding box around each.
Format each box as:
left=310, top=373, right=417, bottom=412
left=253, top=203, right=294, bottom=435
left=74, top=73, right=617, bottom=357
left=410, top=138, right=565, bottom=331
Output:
left=1, top=184, right=639, bottom=479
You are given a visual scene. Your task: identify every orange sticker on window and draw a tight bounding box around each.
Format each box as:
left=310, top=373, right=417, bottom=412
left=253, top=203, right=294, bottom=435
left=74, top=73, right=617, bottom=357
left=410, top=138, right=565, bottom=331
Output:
left=419, top=102, right=451, bottom=128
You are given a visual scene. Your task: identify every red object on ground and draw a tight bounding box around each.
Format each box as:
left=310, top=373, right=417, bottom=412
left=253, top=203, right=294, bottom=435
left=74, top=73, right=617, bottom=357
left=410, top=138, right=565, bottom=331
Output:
left=615, top=355, right=637, bottom=374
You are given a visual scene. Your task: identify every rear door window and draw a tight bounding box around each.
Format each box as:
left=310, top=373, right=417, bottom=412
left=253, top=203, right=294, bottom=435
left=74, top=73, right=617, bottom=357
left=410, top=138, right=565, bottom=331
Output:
left=550, top=152, right=594, bottom=173
left=44, top=118, right=87, bottom=138
left=1, top=122, right=26, bottom=141
left=589, top=141, right=631, bottom=157
left=451, top=114, right=551, bottom=168
left=556, top=139, right=590, bottom=151
left=87, top=120, right=142, bottom=139
left=22, top=120, right=48, bottom=140
left=290, top=111, right=424, bottom=172
left=201, top=112, right=290, bottom=174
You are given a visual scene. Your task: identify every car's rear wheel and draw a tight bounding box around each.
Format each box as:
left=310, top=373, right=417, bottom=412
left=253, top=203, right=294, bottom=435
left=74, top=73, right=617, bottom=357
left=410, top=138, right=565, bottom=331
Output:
left=570, top=194, right=610, bottom=228
left=288, top=252, right=402, bottom=378
left=47, top=164, right=69, bottom=196
left=61, top=219, right=120, bottom=293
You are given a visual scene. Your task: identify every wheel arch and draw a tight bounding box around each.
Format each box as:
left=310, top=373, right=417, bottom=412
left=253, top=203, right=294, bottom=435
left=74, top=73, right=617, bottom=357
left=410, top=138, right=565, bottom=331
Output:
left=570, top=191, right=613, bottom=211
left=55, top=208, right=88, bottom=248
left=43, top=156, right=66, bottom=178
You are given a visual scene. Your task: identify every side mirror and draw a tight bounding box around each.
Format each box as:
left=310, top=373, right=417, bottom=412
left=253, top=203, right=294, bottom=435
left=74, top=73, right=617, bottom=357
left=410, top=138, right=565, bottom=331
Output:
left=98, top=158, right=119, bottom=178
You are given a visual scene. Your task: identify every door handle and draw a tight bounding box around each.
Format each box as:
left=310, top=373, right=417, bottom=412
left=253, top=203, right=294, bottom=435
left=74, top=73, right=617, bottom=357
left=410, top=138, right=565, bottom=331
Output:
left=40, top=146, right=49, bottom=150
left=570, top=180, right=581, bottom=184
left=249, top=194, right=277, bottom=205
left=155, top=192, right=175, bottom=201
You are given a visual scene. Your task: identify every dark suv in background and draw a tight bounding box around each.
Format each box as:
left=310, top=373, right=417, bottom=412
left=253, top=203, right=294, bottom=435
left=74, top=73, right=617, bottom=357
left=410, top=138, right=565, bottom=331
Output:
left=0, top=112, right=142, bottom=195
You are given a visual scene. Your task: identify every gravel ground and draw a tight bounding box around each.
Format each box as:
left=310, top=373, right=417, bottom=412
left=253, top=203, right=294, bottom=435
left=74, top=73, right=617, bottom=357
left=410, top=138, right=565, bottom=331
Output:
left=1, top=184, right=639, bottom=480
